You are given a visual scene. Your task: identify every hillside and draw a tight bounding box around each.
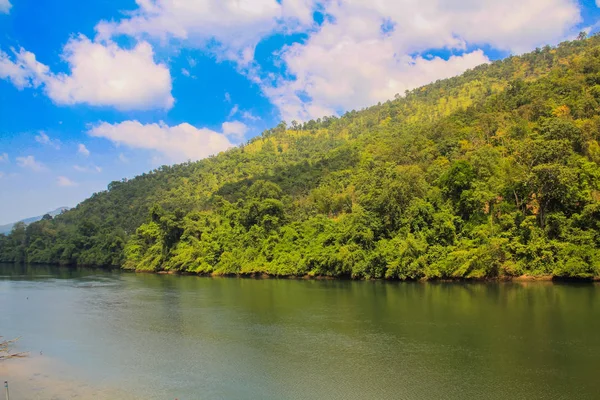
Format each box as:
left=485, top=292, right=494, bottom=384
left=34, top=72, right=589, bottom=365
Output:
left=0, top=207, right=69, bottom=235
left=1, top=35, right=600, bottom=279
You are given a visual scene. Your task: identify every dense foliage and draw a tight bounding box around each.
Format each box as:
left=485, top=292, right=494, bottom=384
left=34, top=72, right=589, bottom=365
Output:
left=2, top=35, right=600, bottom=279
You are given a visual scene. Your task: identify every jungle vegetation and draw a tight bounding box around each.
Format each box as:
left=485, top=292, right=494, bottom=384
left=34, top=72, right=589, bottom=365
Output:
left=2, top=35, right=600, bottom=280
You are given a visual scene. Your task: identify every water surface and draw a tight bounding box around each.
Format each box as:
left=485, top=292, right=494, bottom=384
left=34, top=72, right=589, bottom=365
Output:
left=1, top=263, right=599, bottom=399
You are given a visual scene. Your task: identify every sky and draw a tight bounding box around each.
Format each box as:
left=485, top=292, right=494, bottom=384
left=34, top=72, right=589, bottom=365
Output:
left=0, top=0, right=599, bottom=225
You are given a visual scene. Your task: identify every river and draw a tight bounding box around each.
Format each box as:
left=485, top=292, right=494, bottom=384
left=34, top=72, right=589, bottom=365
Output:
left=1, top=263, right=599, bottom=399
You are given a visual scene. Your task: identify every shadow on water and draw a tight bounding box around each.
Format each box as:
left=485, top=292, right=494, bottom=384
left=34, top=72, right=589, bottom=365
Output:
left=0, top=262, right=118, bottom=281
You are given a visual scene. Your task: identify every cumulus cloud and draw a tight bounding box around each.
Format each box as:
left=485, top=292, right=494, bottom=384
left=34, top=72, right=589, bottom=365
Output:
left=0, top=0, right=11, bottom=14
left=222, top=121, right=248, bottom=140
left=259, top=0, right=581, bottom=121
left=94, top=0, right=312, bottom=63
left=92, top=0, right=581, bottom=121
left=314, top=0, right=580, bottom=54
left=35, top=132, right=61, bottom=149
left=46, top=36, right=173, bottom=110
left=88, top=120, right=236, bottom=163
left=0, top=36, right=173, bottom=110
left=78, top=144, right=90, bottom=157
left=16, top=155, right=45, bottom=172
left=0, top=0, right=585, bottom=123
left=0, top=48, right=49, bottom=89
left=57, top=176, right=77, bottom=187
left=266, top=48, right=490, bottom=121
left=0, top=153, right=8, bottom=163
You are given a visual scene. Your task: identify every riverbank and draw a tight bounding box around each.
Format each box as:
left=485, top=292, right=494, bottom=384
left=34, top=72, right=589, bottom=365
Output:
left=2, top=261, right=599, bottom=282
left=145, top=269, right=600, bottom=283
left=0, top=356, right=138, bottom=400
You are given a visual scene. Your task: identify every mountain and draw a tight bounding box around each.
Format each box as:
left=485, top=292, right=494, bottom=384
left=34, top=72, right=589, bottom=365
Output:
left=0, top=207, right=69, bottom=235
left=1, top=35, right=600, bottom=279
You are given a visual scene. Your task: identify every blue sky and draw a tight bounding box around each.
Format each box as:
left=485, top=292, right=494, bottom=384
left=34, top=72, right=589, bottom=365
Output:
left=0, top=0, right=599, bottom=225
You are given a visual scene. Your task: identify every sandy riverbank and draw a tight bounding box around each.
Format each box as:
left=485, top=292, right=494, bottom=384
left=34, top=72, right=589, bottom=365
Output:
left=0, top=355, right=138, bottom=400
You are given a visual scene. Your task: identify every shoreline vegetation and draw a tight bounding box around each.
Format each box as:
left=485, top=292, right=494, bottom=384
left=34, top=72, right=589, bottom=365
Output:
left=4, top=261, right=599, bottom=282
left=138, top=270, right=600, bottom=282
left=2, top=35, right=600, bottom=281
left=151, top=270, right=600, bottom=282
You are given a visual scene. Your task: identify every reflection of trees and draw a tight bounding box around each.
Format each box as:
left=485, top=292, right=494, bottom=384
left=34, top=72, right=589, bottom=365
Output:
left=6, top=265, right=598, bottom=399
left=0, top=263, right=112, bottom=280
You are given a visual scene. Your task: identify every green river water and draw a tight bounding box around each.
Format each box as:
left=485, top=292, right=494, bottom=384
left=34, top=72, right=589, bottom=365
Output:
left=1, top=263, right=599, bottom=399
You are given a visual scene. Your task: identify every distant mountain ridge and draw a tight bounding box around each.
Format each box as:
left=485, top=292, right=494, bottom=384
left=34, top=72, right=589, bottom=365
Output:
left=0, top=207, right=69, bottom=234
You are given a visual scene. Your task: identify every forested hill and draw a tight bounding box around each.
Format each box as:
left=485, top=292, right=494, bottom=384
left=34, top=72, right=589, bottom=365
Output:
left=0, top=207, right=69, bottom=235
left=2, top=35, right=600, bottom=279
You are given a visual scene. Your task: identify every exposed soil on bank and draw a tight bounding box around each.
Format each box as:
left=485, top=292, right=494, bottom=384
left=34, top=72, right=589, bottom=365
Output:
left=0, top=356, right=139, bottom=400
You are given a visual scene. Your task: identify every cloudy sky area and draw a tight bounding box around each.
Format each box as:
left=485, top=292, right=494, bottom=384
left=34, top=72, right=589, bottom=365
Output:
left=0, top=0, right=599, bottom=224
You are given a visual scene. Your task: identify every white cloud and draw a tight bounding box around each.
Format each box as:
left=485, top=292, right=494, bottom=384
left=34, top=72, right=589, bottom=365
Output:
left=259, top=0, right=580, bottom=121
left=181, top=68, right=196, bottom=79
left=16, top=155, right=45, bottom=172
left=221, top=121, right=248, bottom=140
left=0, top=0, right=11, bottom=14
left=57, top=176, right=77, bottom=187
left=78, top=143, right=90, bottom=157
left=0, top=48, right=49, bottom=89
left=118, top=153, right=129, bottom=163
left=226, top=102, right=260, bottom=122
left=312, top=0, right=580, bottom=54
left=0, top=36, right=173, bottom=111
left=241, top=111, right=260, bottom=121
left=35, top=132, right=61, bottom=149
left=73, top=164, right=101, bottom=173
left=228, top=104, right=239, bottom=118
left=35, top=132, right=50, bottom=145
left=94, top=0, right=312, bottom=64
left=0, top=0, right=585, bottom=123
left=93, top=0, right=579, bottom=121
left=88, top=120, right=235, bottom=163
left=45, top=36, right=173, bottom=110
left=266, top=46, right=490, bottom=121
left=0, top=153, right=8, bottom=163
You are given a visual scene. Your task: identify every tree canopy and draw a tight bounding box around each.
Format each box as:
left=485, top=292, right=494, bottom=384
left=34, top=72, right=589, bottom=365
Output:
left=2, top=35, right=600, bottom=280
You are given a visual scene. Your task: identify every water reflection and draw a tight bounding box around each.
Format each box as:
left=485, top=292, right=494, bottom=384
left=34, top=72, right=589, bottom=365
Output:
left=0, top=264, right=599, bottom=399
